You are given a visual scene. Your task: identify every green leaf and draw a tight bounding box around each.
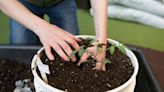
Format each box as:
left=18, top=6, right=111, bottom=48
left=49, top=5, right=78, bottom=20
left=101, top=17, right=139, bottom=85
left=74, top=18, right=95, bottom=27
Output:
left=109, top=46, right=115, bottom=55
left=69, top=50, right=78, bottom=60
left=78, top=46, right=85, bottom=57
left=118, top=45, right=126, bottom=55
left=104, top=59, right=111, bottom=64
left=72, top=50, right=78, bottom=55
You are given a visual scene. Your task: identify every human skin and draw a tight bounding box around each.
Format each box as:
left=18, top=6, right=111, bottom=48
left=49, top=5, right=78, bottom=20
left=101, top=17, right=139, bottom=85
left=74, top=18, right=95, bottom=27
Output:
left=0, top=0, right=107, bottom=70
left=78, top=0, right=107, bottom=70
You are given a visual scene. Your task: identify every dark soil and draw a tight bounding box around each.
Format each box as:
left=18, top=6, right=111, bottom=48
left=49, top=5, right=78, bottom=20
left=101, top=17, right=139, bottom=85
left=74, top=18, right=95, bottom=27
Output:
left=41, top=38, right=134, bottom=92
left=0, top=59, right=33, bottom=92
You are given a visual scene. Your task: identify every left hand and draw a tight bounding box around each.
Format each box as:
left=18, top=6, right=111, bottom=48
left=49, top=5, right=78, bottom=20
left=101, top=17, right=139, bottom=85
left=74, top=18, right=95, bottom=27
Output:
left=77, top=45, right=106, bottom=71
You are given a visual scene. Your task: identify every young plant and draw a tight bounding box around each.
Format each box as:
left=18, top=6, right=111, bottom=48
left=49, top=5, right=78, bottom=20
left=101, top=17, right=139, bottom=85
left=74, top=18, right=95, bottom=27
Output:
left=117, top=44, right=126, bottom=55
left=107, top=44, right=126, bottom=55
left=78, top=45, right=85, bottom=57
left=69, top=45, right=85, bottom=61
left=104, top=59, right=111, bottom=64
left=68, top=39, right=126, bottom=70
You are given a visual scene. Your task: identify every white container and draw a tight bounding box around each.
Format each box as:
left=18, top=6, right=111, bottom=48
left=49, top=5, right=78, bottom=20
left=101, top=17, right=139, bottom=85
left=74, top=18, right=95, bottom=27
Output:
left=31, top=35, right=139, bottom=92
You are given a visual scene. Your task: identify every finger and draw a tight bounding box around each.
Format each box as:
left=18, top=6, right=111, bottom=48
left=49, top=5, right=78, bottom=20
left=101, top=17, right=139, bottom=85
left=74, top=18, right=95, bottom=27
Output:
left=78, top=52, right=89, bottom=66
left=102, top=63, right=106, bottom=71
left=95, top=53, right=105, bottom=70
left=58, top=40, right=76, bottom=62
left=64, top=37, right=80, bottom=50
left=43, top=44, right=54, bottom=61
left=64, top=31, right=81, bottom=42
left=86, top=47, right=97, bottom=56
left=95, top=61, right=103, bottom=70
left=51, top=43, right=69, bottom=61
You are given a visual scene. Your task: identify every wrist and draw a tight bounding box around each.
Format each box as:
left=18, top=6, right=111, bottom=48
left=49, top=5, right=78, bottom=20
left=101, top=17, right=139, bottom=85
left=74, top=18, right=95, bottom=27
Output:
left=31, top=20, right=50, bottom=36
left=95, top=30, right=107, bottom=45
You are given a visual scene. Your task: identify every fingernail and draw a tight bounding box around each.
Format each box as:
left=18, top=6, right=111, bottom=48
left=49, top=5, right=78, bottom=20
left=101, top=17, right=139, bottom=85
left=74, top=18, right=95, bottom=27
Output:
left=77, top=62, right=81, bottom=66
left=50, top=57, right=55, bottom=61
left=62, top=58, right=69, bottom=61
left=77, top=38, right=82, bottom=42
left=72, top=57, right=76, bottom=62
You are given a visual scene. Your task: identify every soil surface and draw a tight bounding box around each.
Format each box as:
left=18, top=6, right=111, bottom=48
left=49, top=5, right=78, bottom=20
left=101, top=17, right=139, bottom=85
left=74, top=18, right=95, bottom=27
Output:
left=41, top=38, right=134, bottom=92
left=0, top=59, right=33, bottom=92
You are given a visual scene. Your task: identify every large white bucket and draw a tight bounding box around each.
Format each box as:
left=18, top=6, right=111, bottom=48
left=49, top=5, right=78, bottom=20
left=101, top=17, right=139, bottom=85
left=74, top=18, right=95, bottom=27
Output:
left=31, top=35, right=139, bottom=92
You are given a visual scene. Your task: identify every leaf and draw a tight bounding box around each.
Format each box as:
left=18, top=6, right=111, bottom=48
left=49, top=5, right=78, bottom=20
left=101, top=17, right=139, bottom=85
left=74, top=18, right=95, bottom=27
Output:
left=69, top=50, right=78, bottom=60
left=109, top=46, right=115, bottom=55
left=72, top=50, right=78, bottom=55
left=118, top=45, right=126, bottom=55
left=78, top=46, right=85, bottom=57
left=104, top=59, right=111, bottom=64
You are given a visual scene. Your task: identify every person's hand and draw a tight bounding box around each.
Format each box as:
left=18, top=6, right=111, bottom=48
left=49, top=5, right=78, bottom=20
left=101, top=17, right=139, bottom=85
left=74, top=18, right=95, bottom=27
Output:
left=35, top=23, right=80, bottom=61
left=78, top=44, right=106, bottom=71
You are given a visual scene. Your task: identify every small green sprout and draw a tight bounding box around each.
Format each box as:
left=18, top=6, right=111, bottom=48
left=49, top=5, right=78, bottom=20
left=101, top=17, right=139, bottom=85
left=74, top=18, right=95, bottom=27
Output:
left=106, top=44, right=126, bottom=55
left=69, top=50, right=78, bottom=61
left=118, top=45, right=126, bottom=55
left=108, top=46, right=115, bottom=55
left=104, top=59, right=111, bottom=64
left=68, top=45, right=85, bottom=61
left=68, top=39, right=126, bottom=70
left=78, top=45, right=85, bottom=57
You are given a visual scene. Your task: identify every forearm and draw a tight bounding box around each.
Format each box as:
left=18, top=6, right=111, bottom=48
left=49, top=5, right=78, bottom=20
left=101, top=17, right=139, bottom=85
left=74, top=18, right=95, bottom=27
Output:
left=0, top=0, right=48, bottom=35
left=0, top=0, right=81, bottom=61
left=90, top=0, right=107, bottom=44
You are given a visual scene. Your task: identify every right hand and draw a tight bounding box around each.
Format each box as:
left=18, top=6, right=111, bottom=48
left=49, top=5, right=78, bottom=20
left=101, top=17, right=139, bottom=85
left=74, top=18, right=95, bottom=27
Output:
left=78, top=44, right=106, bottom=71
left=35, top=23, right=80, bottom=62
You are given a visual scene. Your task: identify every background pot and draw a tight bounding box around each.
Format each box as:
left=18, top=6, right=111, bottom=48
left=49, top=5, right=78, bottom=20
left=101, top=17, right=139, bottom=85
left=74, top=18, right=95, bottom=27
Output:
left=31, top=35, right=139, bottom=92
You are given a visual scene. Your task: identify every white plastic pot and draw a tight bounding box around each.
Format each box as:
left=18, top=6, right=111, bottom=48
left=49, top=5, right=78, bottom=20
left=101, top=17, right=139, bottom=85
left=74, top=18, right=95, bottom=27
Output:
left=31, top=35, right=139, bottom=92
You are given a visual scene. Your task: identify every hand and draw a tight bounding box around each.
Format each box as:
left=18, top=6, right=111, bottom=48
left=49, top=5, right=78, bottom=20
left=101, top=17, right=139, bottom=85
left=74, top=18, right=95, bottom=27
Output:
left=35, top=24, right=80, bottom=61
left=78, top=45, right=106, bottom=71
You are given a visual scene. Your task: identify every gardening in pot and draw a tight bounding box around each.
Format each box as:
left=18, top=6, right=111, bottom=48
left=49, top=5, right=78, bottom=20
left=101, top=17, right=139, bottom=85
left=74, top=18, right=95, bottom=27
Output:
left=0, top=0, right=139, bottom=91
left=32, top=35, right=139, bottom=92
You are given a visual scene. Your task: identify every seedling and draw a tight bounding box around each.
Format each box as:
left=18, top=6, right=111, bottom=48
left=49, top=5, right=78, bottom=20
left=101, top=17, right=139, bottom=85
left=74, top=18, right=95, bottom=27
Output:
left=118, top=44, right=126, bottom=55
left=108, top=46, right=115, bottom=55
left=78, top=45, right=85, bottom=57
left=69, top=39, right=127, bottom=69
left=104, top=59, right=111, bottom=64
left=107, top=44, right=126, bottom=55
left=68, top=45, right=85, bottom=61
